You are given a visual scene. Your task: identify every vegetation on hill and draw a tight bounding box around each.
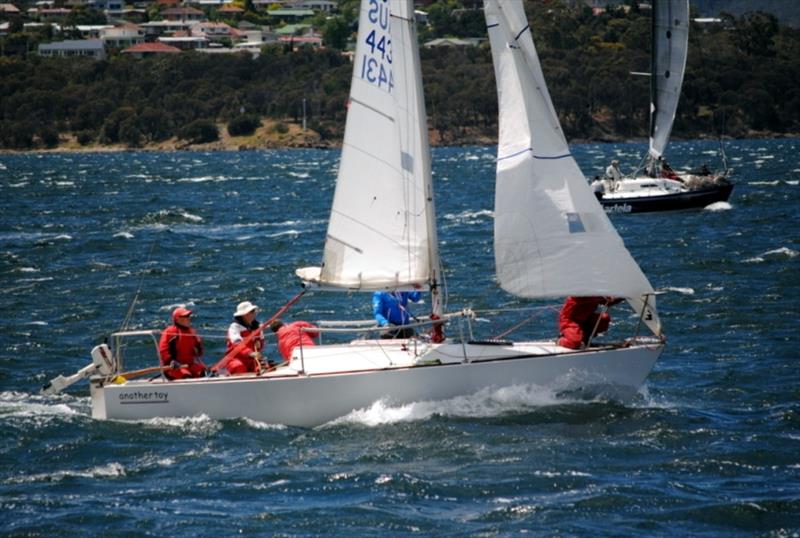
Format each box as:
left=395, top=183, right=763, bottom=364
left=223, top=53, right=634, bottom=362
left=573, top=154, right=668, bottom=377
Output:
left=0, top=1, right=798, bottom=150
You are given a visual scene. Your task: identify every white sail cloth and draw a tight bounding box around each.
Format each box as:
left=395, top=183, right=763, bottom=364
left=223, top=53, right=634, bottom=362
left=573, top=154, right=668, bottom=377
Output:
left=484, top=0, right=661, bottom=335
left=296, top=0, right=438, bottom=291
left=649, top=0, right=689, bottom=159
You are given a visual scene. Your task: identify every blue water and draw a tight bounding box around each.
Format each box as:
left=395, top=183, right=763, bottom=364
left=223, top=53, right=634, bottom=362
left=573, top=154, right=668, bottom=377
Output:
left=1, top=139, right=798, bottom=536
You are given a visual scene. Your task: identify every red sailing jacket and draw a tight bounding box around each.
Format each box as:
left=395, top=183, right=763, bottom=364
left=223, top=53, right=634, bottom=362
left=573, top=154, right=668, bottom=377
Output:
left=276, top=321, right=319, bottom=362
left=558, top=296, right=608, bottom=329
left=158, top=325, right=204, bottom=367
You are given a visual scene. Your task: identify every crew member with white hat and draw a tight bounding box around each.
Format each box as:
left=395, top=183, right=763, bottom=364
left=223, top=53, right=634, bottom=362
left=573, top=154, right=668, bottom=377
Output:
left=215, top=301, right=265, bottom=375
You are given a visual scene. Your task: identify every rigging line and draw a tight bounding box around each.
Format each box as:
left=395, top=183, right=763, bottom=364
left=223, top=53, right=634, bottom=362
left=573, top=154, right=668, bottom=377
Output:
left=472, top=305, right=558, bottom=315
left=491, top=310, right=547, bottom=340
left=118, top=239, right=157, bottom=333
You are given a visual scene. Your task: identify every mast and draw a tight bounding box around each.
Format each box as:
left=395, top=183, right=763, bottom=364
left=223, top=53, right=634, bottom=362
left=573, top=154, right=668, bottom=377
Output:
left=398, top=0, right=443, bottom=318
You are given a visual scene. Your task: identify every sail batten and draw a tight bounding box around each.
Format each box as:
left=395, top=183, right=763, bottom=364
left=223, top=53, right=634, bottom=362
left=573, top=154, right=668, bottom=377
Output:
left=485, top=0, right=661, bottom=335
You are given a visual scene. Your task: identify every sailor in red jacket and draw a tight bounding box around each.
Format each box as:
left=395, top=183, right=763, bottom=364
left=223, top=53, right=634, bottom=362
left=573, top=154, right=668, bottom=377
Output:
left=158, top=306, right=206, bottom=379
left=216, top=301, right=265, bottom=375
left=270, top=319, right=319, bottom=363
left=557, top=296, right=623, bottom=350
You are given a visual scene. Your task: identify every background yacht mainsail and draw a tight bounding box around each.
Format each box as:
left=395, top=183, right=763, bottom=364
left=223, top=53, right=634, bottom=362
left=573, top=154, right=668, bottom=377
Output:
left=296, top=0, right=439, bottom=292
left=484, top=0, right=661, bottom=335
left=649, top=0, right=689, bottom=159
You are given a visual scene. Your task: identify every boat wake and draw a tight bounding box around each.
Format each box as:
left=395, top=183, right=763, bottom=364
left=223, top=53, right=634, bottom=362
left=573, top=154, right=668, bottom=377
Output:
left=0, top=391, right=85, bottom=424
left=118, top=414, right=223, bottom=435
left=704, top=201, right=732, bottom=211
left=324, top=383, right=630, bottom=428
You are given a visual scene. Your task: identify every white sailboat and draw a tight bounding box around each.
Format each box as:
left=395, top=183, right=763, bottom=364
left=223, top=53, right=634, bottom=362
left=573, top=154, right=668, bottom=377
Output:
left=594, top=0, right=733, bottom=213
left=45, top=0, right=664, bottom=428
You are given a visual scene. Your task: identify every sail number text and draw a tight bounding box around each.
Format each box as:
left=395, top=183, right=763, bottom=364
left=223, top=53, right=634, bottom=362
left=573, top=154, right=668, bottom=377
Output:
left=359, top=0, right=394, bottom=92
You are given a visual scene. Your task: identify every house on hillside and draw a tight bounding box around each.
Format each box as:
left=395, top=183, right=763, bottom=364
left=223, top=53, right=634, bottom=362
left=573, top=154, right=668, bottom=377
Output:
left=161, top=6, right=205, bottom=22
left=101, top=22, right=144, bottom=48
left=122, top=41, right=181, bottom=57
left=37, top=8, right=71, bottom=21
left=190, top=21, right=242, bottom=43
left=0, top=3, right=20, bottom=14
left=262, top=7, right=314, bottom=21
left=158, top=33, right=208, bottom=49
left=423, top=37, right=483, bottom=48
left=38, top=39, right=107, bottom=59
left=285, top=0, right=336, bottom=13
left=278, top=32, right=321, bottom=49
left=139, top=19, right=193, bottom=38
left=75, top=24, right=115, bottom=39
left=218, top=4, right=244, bottom=17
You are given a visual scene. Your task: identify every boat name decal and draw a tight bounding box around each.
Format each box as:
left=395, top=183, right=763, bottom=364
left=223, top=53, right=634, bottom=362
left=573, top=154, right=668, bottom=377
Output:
left=604, top=203, right=632, bottom=214
left=118, top=391, right=169, bottom=404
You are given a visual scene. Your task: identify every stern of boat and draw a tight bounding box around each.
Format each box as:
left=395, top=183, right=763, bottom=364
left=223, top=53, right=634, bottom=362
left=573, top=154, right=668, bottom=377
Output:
left=90, top=377, right=107, bottom=419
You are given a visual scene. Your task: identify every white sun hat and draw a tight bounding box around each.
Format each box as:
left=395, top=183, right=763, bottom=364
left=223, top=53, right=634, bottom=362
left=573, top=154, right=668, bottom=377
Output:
left=234, top=301, right=258, bottom=317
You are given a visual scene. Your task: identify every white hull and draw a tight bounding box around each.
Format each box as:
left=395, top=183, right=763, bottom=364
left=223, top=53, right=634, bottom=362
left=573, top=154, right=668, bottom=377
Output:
left=91, top=340, right=664, bottom=427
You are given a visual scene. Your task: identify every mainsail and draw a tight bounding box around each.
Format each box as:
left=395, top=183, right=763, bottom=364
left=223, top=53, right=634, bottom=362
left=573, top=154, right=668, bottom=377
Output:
left=648, top=0, right=689, bottom=159
left=484, top=0, right=661, bottom=334
left=296, top=0, right=439, bottom=293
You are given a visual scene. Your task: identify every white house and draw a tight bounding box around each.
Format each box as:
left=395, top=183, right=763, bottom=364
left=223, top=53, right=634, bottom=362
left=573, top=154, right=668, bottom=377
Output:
left=100, top=23, right=144, bottom=48
left=38, top=39, right=107, bottom=59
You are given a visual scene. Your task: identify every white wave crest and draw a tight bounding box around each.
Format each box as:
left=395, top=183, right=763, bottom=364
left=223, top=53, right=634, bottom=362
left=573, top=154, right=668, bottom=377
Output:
left=745, top=247, right=798, bottom=263
left=180, top=211, right=203, bottom=222
left=443, top=209, right=494, bottom=221
left=763, top=247, right=799, bottom=258
left=662, top=286, right=695, bottom=295
left=177, top=175, right=233, bottom=183
left=704, top=201, right=731, bottom=211
left=750, top=181, right=779, bottom=186
left=0, top=391, right=82, bottom=419
left=128, top=413, right=222, bottom=434
left=113, top=231, right=134, bottom=239
left=242, top=417, right=287, bottom=430
left=268, top=230, right=301, bottom=238
left=7, top=463, right=126, bottom=484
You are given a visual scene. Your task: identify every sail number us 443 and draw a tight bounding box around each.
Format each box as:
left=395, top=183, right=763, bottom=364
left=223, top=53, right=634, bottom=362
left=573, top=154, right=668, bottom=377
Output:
left=360, top=0, right=394, bottom=92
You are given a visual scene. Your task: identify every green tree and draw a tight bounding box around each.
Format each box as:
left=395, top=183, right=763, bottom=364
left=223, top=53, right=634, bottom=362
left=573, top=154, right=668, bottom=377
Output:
left=322, top=16, right=351, bottom=50
left=179, top=119, right=219, bottom=144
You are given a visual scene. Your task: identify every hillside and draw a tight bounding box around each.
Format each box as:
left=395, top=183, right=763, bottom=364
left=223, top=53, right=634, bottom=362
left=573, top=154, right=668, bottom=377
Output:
left=1, top=1, right=798, bottom=151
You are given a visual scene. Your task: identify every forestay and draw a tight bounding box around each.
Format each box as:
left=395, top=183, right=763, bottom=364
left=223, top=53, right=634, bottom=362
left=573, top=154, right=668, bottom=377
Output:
left=484, top=0, right=661, bottom=335
left=296, top=0, right=439, bottom=292
left=648, top=0, right=689, bottom=159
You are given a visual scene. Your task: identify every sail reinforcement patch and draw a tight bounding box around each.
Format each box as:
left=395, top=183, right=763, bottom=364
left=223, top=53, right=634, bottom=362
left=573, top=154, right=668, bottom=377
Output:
left=566, top=212, right=586, bottom=233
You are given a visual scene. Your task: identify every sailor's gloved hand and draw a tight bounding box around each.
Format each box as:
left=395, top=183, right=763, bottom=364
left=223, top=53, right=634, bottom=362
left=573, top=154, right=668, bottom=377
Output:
left=169, top=360, right=180, bottom=369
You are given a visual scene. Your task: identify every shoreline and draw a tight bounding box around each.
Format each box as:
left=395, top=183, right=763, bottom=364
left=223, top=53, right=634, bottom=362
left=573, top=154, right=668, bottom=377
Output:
left=0, top=125, right=795, bottom=156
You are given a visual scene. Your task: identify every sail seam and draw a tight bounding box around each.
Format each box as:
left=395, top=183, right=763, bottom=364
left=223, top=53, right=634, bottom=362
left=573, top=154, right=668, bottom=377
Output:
left=496, top=147, right=571, bottom=162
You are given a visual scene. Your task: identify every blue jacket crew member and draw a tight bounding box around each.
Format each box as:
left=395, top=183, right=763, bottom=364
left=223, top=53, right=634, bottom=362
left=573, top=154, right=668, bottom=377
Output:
left=373, top=291, right=422, bottom=339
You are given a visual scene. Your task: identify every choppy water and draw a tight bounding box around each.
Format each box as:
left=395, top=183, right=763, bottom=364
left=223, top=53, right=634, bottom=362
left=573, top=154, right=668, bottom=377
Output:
left=1, top=139, right=798, bottom=536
